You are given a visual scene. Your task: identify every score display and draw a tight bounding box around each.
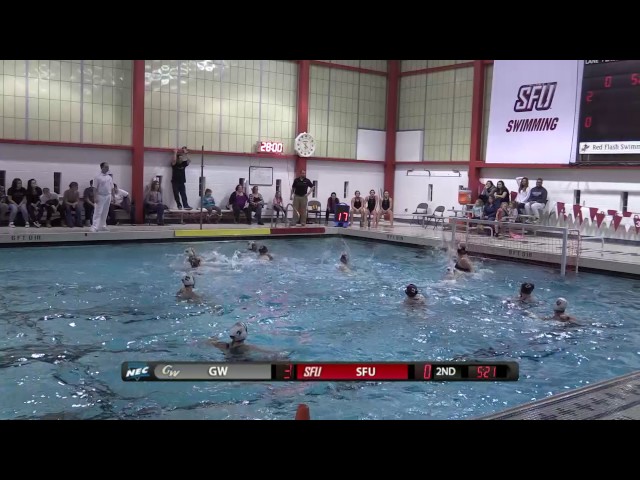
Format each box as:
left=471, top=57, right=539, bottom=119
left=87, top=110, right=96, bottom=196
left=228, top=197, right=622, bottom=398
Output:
left=578, top=60, right=640, bottom=162
left=122, top=361, right=520, bottom=382
left=256, top=141, right=284, bottom=153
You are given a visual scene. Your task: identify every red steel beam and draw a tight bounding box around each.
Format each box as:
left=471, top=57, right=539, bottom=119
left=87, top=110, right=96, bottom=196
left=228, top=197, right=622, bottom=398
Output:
left=131, top=60, right=145, bottom=224
left=400, top=61, right=475, bottom=77
left=384, top=60, right=400, bottom=197
left=310, top=60, right=387, bottom=76
left=468, top=60, right=486, bottom=199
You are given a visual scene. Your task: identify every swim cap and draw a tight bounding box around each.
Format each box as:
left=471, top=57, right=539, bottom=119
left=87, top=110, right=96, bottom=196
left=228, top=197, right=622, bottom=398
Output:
left=247, top=241, right=257, bottom=250
left=259, top=245, right=268, bottom=254
left=229, top=322, right=248, bottom=342
left=405, top=284, right=418, bottom=297
left=185, top=247, right=196, bottom=257
left=554, top=297, right=568, bottom=312
left=340, top=254, right=348, bottom=264
left=520, top=282, right=535, bottom=295
left=182, top=275, right=195, bottom=287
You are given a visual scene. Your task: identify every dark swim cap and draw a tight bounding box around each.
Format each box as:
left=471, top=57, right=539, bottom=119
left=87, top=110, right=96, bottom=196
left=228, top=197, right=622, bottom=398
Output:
left=259, top=245, right=268, bottom=254
left=340, top=254, right=348, bottom=264
left=405, top=284, right=418, bottom=297
left=520, top=282, right=535, bottom=295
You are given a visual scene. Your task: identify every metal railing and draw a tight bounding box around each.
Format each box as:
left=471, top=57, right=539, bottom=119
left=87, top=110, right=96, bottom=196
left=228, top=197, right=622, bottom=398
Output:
left=448, top=217, right=581, bottom=277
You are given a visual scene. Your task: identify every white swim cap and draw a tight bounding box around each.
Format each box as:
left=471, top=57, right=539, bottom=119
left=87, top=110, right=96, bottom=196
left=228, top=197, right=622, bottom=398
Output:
left=185, top=247, right=195, bottom=257
left=182, top=275, right=195, bottom=287
left=554, top=297, right=568, bottom=312
left=229, top=322, right=248, bottom=342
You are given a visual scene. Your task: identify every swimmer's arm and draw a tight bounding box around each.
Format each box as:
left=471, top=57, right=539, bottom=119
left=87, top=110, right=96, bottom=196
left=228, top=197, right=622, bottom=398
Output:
left=208, top=339, right=229, bottom=351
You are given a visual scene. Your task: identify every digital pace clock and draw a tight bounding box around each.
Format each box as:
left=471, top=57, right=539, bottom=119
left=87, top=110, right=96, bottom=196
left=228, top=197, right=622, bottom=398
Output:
left=256, top=141, right=284, bottom=154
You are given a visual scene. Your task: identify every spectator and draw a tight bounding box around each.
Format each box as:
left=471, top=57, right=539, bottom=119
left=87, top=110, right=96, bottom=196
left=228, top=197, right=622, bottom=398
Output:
left=350, top=191, right=367, bottom=227
left=290, top=169, right=313, bottom=226
left=25, top=179, right=42, bottom=228
left=7, top=178, right=29, bottom=228
left=108, top=184, right=130, bottom=225
left=483, top=195, right=498, bottom=221
left=62, top=182, right=82, bottom=228
left=201, top=188, right=222, bottom=222
left=325, top=192, right=340, bottom=224
left=524, top=178, right=548, bottom=221
left=83, top=180, right=96, bottom=227
left=493, top=180, right=510, bottom=207
left=515, top=177, right=530, bottom=214
left=479, top=181, right=497, bottom=203
left=144, top=180, right=168, bottom=226
left=37, top=187, right=59, bottom=228
left=471, top=199, right=484, bottom=219
left=272, top=191, right=285, bottom=219
left=248, top=186, right=265, bottom=225
left=0, top=186, right=8, bottom=223
left=228, top=185, right=250, bottom=224
left=377, top=190, right=394, bottom=227
left=171, top=146, right=192, bottom=210
left=91, top=162, right=114, bottom=232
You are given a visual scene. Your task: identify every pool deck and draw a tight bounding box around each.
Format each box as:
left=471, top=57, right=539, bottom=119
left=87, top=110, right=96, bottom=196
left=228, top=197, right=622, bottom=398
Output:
left=478, top=370, right=640, bottom=420
left=2, top=221, right=639, bottom=277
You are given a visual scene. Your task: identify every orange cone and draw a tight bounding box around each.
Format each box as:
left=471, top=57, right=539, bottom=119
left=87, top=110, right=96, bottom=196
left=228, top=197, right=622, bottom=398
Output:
left=295, top=403, right=310, bottom=420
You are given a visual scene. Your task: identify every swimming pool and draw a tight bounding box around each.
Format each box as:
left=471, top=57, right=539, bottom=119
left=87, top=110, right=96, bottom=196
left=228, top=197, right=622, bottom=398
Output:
left=1, top=237, right=639, bottom=420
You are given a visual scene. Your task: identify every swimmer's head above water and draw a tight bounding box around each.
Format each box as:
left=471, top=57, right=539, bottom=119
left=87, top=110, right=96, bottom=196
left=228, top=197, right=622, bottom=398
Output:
left=229, top=322, right=248, bottom=343
left=457, top=243, right=468, bottom=255
left=554, top=297, right=568, bottom=312
left=259, top=245, right=268, bottom=255
left=185, top=247, right=196, bottom=257
left=520, top=282, right=535, bottom=295
left=340, top=253, right=348, bottom=265
left=405, top=284, right=418, bottom=298
left=182, top=275, right=195, bottom=287
left=248, top=241, right=258, bottom=252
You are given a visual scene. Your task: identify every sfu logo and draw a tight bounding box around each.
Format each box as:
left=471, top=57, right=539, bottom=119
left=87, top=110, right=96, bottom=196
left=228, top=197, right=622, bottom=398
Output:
left=514, top=82, right=557, bottom=112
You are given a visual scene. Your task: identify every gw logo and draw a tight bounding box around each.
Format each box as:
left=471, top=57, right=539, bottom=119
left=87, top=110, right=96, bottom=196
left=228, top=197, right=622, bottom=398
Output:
left=514, top=82, right=557, bottom=112
left=124, top=363, right=151, bottom=381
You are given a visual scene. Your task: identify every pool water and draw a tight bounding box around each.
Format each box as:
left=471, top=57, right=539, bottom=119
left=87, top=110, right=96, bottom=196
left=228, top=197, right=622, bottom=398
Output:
left=1, top=237, right=639, bottom=420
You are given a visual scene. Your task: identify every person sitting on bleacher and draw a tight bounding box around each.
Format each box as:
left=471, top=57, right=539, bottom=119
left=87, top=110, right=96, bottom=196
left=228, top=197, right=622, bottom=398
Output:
left=493, top=180, right=509, bottom=207
left=201, top=189, right=222, bottom=223
left=515, top=177, right=530, bottom=214
left=483, top=195, right=498, bottom=221
left=62, top=182, right=82, bottom=228
left=7, top=178, right=29, bottom=228
left=325, top=192, right=340, bottom=225
left=83, top=180, right=96, bottom=227
left=495, top=201, right=516, bottom=236
left=228, top=185, right=251, bottom=225
left=350, top=191, right=366, bottom=227
left=248, top=186, right=265, bottom=226
left=144, top=180, right=168, bottom=226
left=524, top=178, right=548, bottom=222
left=0, top=186, right=8, bottom=224
left=25, top=179, right=42, bottom=228
left=272, top=191, right=285, bottom=219
left=37, top=188, right=59, bottom=228
left=471, top=199, right=484, bottom=219
left=108, top=184, right=130, bottom=225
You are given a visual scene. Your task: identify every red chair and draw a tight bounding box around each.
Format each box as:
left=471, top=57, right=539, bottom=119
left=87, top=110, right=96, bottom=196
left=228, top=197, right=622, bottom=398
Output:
left=510, top=191, right=518, bottom=202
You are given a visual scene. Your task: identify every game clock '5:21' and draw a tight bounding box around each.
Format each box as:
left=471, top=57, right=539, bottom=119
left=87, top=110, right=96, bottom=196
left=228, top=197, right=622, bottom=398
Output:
left=256, top=141, right=284, bottom=153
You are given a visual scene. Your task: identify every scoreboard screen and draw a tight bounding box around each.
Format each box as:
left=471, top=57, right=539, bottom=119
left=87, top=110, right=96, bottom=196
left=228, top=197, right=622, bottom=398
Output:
left=577, top=60, right=640, bottom=165
left=122, top=361, right=520, bottom=382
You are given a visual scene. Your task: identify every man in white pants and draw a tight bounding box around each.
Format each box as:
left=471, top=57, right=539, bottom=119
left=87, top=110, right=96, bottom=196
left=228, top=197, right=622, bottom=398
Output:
left=91, top=162, right=114, bottom=232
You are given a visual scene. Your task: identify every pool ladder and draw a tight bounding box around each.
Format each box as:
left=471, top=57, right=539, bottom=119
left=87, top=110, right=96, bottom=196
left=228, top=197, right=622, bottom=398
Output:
left=270, top=203, right=299, bottom=227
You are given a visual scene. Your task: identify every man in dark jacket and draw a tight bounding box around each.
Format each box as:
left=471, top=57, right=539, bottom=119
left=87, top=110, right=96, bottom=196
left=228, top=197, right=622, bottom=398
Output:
left=171, top=146, right=192, bottom=210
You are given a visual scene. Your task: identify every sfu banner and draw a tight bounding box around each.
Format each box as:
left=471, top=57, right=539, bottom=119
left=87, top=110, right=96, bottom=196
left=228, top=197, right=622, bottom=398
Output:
left=485, top=60, right=583, bottom=164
